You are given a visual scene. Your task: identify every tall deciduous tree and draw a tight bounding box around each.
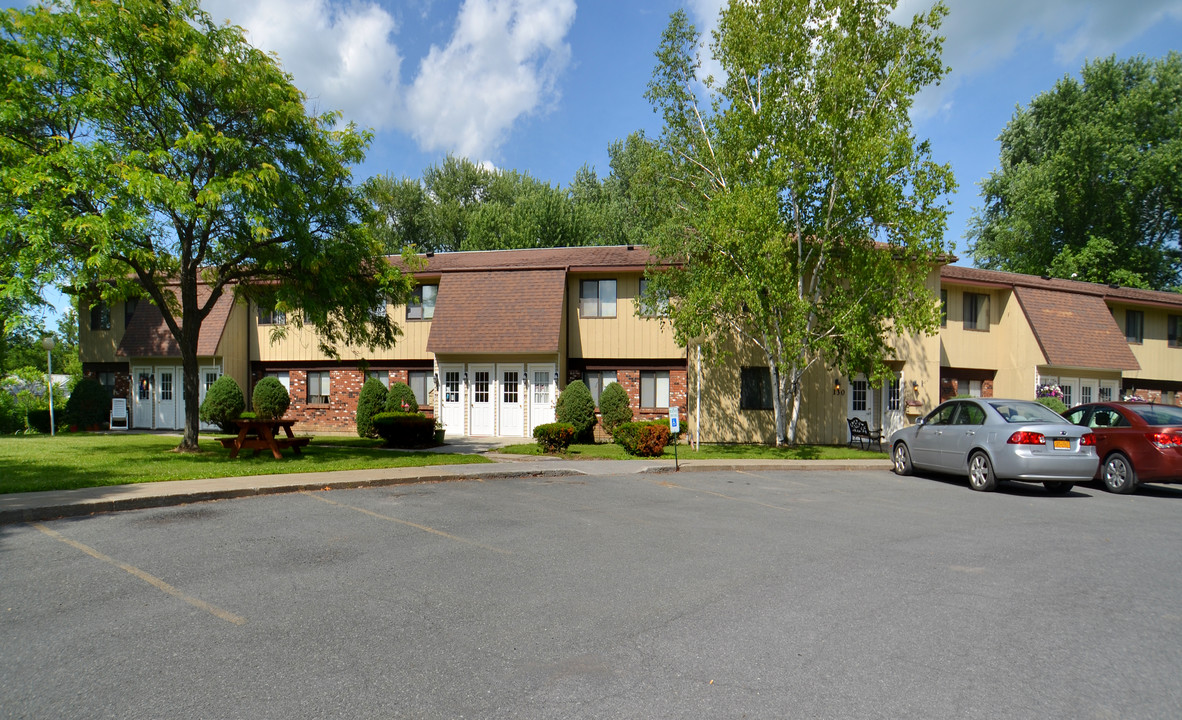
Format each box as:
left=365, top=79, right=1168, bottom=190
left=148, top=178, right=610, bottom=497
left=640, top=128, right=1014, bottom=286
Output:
left=0, top=0, right=412, bottom=450
left=640, top=0, right=954, bottom=445
left=968, top=53, right=1182, bottom=291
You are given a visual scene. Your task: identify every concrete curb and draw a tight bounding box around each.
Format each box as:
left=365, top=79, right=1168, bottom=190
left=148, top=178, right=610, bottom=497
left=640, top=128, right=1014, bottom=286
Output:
left=0, top=459, right=893, bottom=524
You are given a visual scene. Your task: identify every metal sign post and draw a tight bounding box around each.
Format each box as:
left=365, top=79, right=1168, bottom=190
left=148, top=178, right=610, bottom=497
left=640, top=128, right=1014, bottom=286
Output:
left=669, top=406, right=680, bottom=471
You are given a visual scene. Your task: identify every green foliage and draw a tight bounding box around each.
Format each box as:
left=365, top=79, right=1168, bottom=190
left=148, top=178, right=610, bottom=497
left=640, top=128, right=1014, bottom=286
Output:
left=371, top=411, right=434, bottom=447
left=199, top=376, right=246, bottom=433
left=26, top=409, right=57, bottom=434
left=613, top=420, right=671, bottom=457
left=384, top=381, right=419, bottom=413
left=63, top=377, right=109, bottom=428
left=969, top=53, right=1182, bottom=291
left=1036, top=396, right=1069, bottom=415
left=597, top=382, right=632, bottom=436
left=640, top=0, right=953, bottom=445
left=555, top=380, right=597, bottom=441
left=252, top=377, right=291, bottom=420
left=0, top=0, right=414, bottom=448
left=533, top=422, right=576, bottom=453
left=0, top=389, right=23, bottom=434
left=355, top=378, right=389, bottom=438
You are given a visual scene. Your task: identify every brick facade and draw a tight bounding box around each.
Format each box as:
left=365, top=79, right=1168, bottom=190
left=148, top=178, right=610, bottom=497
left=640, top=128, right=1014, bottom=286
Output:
left=252, top=366, right=435, bottom=434
left=583, top=367, right=689, bottom=441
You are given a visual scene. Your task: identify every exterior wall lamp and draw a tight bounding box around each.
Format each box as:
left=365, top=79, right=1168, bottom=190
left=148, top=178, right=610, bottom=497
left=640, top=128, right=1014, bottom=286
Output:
left=833, top=378, right=845, bottom=396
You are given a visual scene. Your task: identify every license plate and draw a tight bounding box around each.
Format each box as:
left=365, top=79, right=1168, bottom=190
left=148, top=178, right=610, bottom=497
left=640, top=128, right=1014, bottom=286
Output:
left=1053, top=439, right=1071, bottom=450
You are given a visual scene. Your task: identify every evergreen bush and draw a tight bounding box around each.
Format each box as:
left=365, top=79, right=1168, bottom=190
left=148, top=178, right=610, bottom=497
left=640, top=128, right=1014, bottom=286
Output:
left=0, top=390, right=22, bottom=434
left=355, top=378, right=388, bottom=438
left=533, top=422, right=576, bottom=453
left=64, top=377, right=110, bottom=429
left=555, top=380, right=596, bottom=441
left=252, top=376, right=290, bottom=420
left=384, top=381, right=419, bottom=413
left=597, top=382, right=632, bottom=437
left=199, top=376, right=246, bottom=433
left=372, top=411, right=434, bottom=447
left=1036, top=396, right=1068, bottom=415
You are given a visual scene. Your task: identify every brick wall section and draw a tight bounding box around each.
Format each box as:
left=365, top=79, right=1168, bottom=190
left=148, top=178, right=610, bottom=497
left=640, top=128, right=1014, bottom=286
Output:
left=255, top=367, right=435, bottom=434
left=589, top=368, right=688, bottom=441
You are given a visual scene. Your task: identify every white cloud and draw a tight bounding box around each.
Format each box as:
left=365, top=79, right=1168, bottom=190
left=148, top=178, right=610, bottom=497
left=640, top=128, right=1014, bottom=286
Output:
left=891, top=0, right=1182, bottom=118
left=404, top=0, right=576, bottom=160
left=199, top=0, right=577, bottom=161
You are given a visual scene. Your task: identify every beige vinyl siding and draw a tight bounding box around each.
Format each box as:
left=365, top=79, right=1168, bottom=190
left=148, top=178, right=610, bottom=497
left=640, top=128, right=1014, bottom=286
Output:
left=253, top=302, right=433, bottom=362
left=567, top=274, right=682, bottom=359
left=78, top=298, right=131, bottom=363
left=1116, top=303, right=1182, bottom=382
left=216, top=301, right=250, bottom=396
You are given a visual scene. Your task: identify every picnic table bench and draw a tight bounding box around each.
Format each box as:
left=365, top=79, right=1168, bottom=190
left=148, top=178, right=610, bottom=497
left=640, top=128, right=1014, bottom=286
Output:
left=846, top=417, right=884, bottom=451
left=219, top=419, right=310, bottom=459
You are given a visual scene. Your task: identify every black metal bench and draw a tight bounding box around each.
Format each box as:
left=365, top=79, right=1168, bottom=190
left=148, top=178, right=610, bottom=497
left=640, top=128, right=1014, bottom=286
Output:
left=847, top=417, right=884, bottom=451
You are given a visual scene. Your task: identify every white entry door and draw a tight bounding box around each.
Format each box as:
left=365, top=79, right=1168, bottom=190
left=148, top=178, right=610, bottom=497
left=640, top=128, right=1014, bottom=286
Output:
left=497, top=364, right=524, bottom=437
left=528, top=364, right=556, bottom=434
left=132, top=366, right=152, bottom=428
left=882, top=373, right=905, bottom=438
left=1079, top=379, right=1098, bottom=406
left=848, top=374, right=876, bottom=439
left=199, top=366, right=222, bottom=431
left=155, top=366, right=177, bottom=429
left=440, top=365, right=464, bottom=435
left=469, top=364, right=494, bottom=436
left=1058, top=377, right=1079, bottom=409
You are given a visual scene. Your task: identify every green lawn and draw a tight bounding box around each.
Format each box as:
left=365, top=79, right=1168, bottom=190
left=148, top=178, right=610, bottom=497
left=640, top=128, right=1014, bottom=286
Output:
left=0, top=433, right=491, bottom=495
left=496, top=440, right=888, bottom=461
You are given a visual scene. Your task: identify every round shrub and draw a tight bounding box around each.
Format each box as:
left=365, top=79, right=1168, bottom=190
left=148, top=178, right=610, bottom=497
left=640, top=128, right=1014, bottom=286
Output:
left=252, top=376, right=291, bottom=420
left=556, top=379, right=596, bottom=442
left=372, top=411, right=434, bottom=447
left=533, top=422, right=576, bottom=453
left=1036, top=396, right=1068, bottom=415
left=0, top=390, right=22, bottom=434
left=598, top=382, right=632, bottom=437
left=200, top=376, right=245, bottom=433
left=63, top=377, right=111, bottom=429
left=356, top=378, right=389, bottom=438
left=384, top=380, right=419, bottom=414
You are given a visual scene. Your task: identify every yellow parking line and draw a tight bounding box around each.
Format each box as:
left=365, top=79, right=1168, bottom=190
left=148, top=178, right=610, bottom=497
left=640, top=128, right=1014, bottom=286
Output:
left=31, top=523, right=246, bottom=626
left=300, top=492, right=512, bottom=555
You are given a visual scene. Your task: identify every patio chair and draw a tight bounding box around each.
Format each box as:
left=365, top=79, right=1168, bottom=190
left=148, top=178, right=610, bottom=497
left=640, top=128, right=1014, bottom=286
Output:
left=109, top=398, right=129, bottom=430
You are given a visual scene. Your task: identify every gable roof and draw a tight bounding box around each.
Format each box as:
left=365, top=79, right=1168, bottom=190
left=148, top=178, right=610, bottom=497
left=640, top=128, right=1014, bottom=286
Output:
left=426, top=270, right=566, bottom=354
left=941, top=265, right=1182, bottom=310
left=117, top=286, right=234, bottom=359
left=396, top=245, right=657, bottom=276
left=1012, top=286, right=1141, bottom=371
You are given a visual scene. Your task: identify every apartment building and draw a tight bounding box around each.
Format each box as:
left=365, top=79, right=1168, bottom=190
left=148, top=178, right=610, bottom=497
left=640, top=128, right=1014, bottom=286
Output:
left=78, top=246, right=1182, bottom=443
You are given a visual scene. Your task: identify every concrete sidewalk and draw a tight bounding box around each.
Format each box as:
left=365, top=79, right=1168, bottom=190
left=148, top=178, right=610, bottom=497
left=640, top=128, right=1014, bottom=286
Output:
left=0, top=453, right=892, bottom=524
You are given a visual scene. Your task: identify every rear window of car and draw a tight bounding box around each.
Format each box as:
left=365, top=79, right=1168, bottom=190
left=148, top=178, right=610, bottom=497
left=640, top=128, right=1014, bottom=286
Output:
left=988, top=401, right=1067, bottom=424
left=1125, top=404, right=1182, bottom=426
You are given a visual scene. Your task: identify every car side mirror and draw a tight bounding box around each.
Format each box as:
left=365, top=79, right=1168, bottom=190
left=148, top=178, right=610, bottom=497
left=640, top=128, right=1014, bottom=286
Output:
left=915, top=417, right=926, bottom=427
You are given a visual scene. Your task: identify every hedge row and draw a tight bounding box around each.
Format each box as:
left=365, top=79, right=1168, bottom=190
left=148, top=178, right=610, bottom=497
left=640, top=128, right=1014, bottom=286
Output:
left=372, top=412, right=434, bottom=448
left=533, top=422, right=576, bottom=453
left=613, top=420, right=671, bottom=457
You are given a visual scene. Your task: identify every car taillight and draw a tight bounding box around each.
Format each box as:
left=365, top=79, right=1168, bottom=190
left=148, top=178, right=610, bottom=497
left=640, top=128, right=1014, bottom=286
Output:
left=1147, top=432, right=1182, bottom=449
left=1007, top=431, right=1046, bottom=445
left=1079, top=433, right=1097, bottom=446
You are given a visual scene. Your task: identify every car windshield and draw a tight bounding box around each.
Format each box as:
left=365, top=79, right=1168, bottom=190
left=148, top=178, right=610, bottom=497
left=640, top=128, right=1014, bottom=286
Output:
left=987, top=400, right=1068, bottom=424
left=1125, top=404, right=1182, bottom=426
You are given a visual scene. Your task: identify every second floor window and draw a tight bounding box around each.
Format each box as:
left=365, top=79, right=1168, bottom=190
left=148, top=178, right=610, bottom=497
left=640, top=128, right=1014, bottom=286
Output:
left=1126, top=309, right=1144, bottom=344
left=963, top=292, right=989, bottom=331
left=940, top=290, right=947, bottom=327
left=407, top=285, right=437, bottom=320
left=90, top=301, right=111, bottom=330
left=740, top=367, right=773, bottom=410
left=1169, top=315, right=1181, bottom=348
left=123, top=298, right=138, bottom=328
left=258, top=304, right=286, bottom=325
left=638, top=278, right=669, bottom=317
left=580, top=279, right=616, bottom=318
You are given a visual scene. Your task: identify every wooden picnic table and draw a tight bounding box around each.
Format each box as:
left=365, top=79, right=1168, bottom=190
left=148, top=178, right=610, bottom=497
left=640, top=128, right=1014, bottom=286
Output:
left=219, top=418, right=310, bottom=459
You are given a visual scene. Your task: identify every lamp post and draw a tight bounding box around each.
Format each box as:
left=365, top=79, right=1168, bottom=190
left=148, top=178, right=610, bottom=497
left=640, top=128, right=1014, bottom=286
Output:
left=41, top=336, right=56, bottom=437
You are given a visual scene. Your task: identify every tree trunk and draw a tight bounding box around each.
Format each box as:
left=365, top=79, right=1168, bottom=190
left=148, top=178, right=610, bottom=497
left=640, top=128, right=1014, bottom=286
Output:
left=178, top=344, right=201, bottom=451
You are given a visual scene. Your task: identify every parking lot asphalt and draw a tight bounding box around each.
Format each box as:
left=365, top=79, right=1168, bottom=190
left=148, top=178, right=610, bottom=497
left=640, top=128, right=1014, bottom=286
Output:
left=0, top=451, right=892, bottom=524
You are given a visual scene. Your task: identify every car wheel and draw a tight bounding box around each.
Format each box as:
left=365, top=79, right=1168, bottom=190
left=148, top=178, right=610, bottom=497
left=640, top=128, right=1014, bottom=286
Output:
left=1043, top=482, right=1074, bottom=495
left=967, top=452, right=997, bottom=492
left=893, top=442, right=913, bottom=476
left=1102, top=453, right=1138, bottom=494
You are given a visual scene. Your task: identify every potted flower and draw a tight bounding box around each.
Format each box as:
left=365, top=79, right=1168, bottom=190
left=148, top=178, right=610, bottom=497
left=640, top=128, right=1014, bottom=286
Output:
left=433, top=419, right=445, bottom=445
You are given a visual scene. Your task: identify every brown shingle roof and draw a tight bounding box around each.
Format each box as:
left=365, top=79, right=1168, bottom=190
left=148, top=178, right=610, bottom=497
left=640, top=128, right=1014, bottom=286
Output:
left=1013, top=286, right=1140, bottom=371
left=426, top=270, right=565, bottom=354
left=941, top=265, right=1182, bottom=309
left=395, top=245, right=657, bottom=275
left=117, top=287, right=234, bottom=358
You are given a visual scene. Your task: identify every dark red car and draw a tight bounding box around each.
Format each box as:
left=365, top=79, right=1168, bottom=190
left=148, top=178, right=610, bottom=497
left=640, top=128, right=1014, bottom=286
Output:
left=1063, top=402, right=1182, bottom=493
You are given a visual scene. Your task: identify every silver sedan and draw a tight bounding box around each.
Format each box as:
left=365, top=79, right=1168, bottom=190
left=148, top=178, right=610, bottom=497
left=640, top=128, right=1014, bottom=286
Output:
left=889, top=398, right=1099, bottom=493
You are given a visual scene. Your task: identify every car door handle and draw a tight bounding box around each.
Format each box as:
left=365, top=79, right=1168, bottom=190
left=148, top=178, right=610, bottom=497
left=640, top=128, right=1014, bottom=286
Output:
left=965, top=430, right=975, bottom=436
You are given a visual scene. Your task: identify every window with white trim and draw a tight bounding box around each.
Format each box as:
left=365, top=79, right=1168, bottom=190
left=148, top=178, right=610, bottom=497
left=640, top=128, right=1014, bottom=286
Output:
left=640, top=370, right=670, bottom=409
left=583, top=370, right=616, bottom=405
left=408, top=370, right=435, bottom=407
left=407, top=285, right=437, bottom=320
left=306, top=371, right=330, bottom=404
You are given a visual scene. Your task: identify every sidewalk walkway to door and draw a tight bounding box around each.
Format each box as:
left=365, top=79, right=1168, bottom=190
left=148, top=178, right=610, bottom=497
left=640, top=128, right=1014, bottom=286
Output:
left=0, top=436, right=891, bottom=524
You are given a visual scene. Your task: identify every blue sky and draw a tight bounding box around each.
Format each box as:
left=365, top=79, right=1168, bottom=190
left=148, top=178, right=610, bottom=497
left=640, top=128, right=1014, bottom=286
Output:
left=9, top=0, right=1182, bottom=321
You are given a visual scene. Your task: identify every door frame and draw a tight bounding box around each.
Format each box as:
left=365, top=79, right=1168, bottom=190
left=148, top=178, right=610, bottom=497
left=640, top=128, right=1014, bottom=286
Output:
left=527, top=363, right=556, bottom=435
left=497, top=363, right=525, bottom=437
left=132, top=365, right=152, bottom=428
left=468, top=364, right=495, bottom=436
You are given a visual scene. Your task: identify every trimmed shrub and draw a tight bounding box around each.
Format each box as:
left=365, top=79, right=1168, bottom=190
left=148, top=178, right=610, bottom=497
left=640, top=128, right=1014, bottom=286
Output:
left=1036, top=396, right=1068, bottom=415
left=556, top=380, right=596, bottom=442
left=355, top=378, right=389, bottom=438
left=385, top=381, right=419, bottom=414
left=598, top=382, right=632, bottom=437
left=0, top=391, right=22, bottom=434
left=26, top=409, right=56, bottom=434
left=533, top=422, right=576, bottom=453
left=64, top=377, right=111, bottom=429
left=372, top=411, right=434, bottom=447
left=252, top=376, right=291, bottom=420
left=614, top=420, right=671, bottom=457
left=200, top=376, right=246, bottom=433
